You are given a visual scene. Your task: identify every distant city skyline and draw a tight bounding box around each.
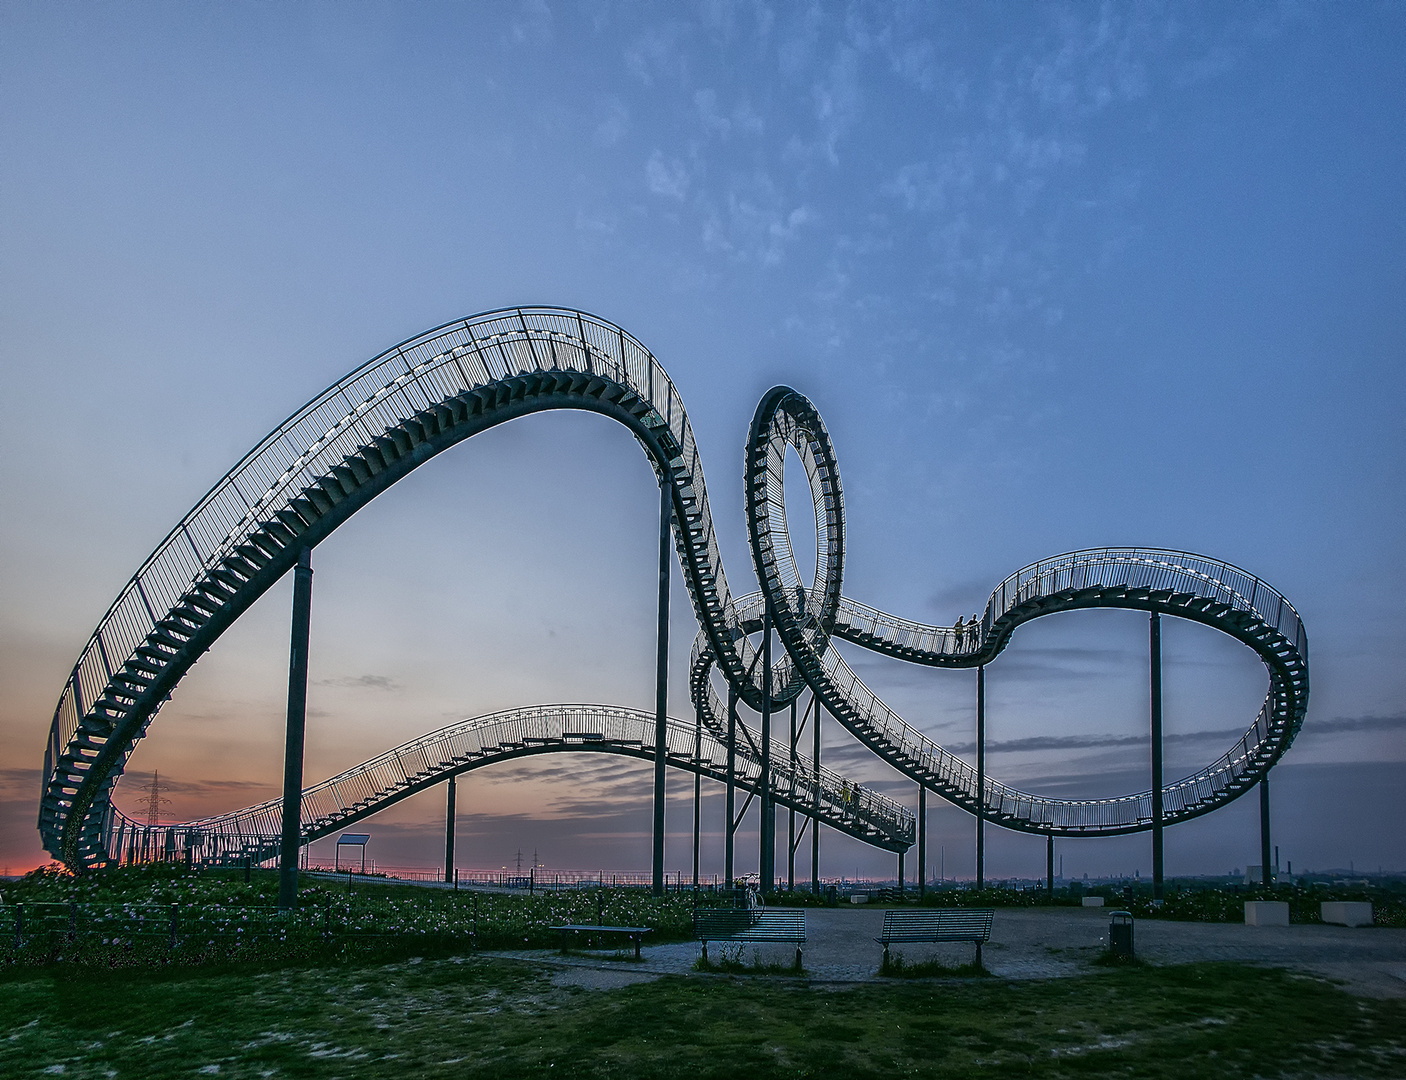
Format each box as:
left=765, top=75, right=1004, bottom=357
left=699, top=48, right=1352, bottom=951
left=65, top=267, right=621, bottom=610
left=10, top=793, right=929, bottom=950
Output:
left=2, top=2, right=1403, bottom=880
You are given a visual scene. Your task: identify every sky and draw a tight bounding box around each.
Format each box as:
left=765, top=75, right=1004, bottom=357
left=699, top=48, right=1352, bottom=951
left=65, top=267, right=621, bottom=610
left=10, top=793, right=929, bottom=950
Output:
left=1, top=1, right=1403, bottom=883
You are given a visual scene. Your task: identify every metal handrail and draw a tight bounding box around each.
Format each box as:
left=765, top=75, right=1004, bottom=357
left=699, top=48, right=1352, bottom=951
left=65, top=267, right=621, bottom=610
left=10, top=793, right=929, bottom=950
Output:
left=103, top=704, right=913, bottom=863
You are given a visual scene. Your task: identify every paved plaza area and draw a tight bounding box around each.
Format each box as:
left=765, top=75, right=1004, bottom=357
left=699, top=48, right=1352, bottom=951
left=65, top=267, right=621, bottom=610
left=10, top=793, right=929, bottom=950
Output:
left=489, top=906, right=1406, bottom=998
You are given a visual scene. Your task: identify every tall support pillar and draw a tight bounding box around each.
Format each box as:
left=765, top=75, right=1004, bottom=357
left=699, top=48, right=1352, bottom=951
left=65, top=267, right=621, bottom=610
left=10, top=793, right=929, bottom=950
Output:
left=652, top=481, right=672, bottom=897
left=444, top=774, right=457, bottom=885
left=278, top=546, right=313, bottom=911
left=918, top=786, right=927, bottom=897
left=725, top=686, right=737, bottom=885
left=1260, top=774, right=1273, bottom=889
left=787, top=699, right=797, bottom=892
left=760, top=607, right=774, bottom=894
left=976, top=664, right=986, bottom=890
left=811, top=694, right=821, bottom=895
left=1047, top=834, right=1055, bottom=894
left=692, top=702, right=701, bottom=890
left=1150, top=612, right=1165, bottom=902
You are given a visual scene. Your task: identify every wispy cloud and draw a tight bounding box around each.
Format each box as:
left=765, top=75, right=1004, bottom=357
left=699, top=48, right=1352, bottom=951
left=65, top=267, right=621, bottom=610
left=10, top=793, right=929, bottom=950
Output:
left=594, top=97, right=629, bottom=146
left=943, top=724, right=1247, bottom=758
left=645, top=152, right=691, bottom=200
left=506, top=0, right=552, bottom=47
left=1297, top=714, right=1406, bottom=737
left=316, top=674, right=402, bottom=692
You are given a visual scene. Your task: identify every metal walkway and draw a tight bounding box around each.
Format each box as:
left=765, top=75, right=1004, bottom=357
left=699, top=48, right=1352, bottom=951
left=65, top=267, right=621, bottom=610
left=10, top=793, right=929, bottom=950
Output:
left=102, top=704, right=913, bottom=866
left=39, top=308, right=1308, bottom=869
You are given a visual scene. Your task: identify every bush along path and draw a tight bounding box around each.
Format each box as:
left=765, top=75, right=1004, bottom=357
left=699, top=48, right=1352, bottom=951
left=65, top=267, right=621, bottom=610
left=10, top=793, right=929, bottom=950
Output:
left=0, top=864, right=704, bottom=966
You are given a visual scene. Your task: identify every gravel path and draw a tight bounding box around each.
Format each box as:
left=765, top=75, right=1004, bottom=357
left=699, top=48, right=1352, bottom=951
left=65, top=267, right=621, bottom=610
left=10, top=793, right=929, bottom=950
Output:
left=489, top=906, right=1406, bottom=998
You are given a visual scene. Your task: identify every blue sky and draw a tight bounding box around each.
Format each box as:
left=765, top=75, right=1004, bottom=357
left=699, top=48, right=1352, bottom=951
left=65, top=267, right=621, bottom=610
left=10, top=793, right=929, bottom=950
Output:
left=1, top=1, right=1403, bottom=880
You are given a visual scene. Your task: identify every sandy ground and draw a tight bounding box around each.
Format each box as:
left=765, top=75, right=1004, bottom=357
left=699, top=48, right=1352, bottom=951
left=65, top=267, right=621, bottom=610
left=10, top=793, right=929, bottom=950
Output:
left=491, top=906, right=1406, bottom=998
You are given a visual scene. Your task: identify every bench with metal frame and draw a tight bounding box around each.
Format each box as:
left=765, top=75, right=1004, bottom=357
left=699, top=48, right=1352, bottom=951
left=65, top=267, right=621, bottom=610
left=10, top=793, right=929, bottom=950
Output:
left=549, top=923, right=651, bottom=959
left=876, top=908, right=994, bottom=967
left=694, top=908, right=806, bottom=967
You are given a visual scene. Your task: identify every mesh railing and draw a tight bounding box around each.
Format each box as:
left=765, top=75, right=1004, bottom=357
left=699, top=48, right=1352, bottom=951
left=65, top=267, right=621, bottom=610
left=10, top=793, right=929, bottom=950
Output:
left=103, top=704, right=914, bottom=865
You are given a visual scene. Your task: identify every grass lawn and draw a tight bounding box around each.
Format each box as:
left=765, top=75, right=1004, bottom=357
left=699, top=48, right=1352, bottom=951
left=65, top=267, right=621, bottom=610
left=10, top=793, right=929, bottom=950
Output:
left=2, top=957, right=1403, bottom=1078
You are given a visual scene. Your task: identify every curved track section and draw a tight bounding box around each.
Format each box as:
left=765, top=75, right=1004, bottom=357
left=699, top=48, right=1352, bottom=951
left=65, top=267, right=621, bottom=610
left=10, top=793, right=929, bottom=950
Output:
left=39, top=308, right=1308, bottom=869
left=102, top=705, right=913, bottom=866
left=734, top=387, right=1308, bottom=836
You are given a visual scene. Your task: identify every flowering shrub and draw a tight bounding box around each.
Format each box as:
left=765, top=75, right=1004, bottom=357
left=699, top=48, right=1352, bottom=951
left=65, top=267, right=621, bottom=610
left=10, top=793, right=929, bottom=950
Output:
left=1110, top=884, right=1406, bottom=927
left=912, top=880, right=1406, bottom=927
left=0, top=863, right=705, bottom=965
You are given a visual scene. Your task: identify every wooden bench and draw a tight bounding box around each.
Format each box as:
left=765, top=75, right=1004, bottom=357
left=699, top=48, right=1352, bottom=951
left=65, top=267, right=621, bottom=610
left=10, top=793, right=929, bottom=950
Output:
left=876, top=908, right=994, bottom=967
left=694, top=908, right=806, bottom=967
left=549, top=924, right=651, bottom=959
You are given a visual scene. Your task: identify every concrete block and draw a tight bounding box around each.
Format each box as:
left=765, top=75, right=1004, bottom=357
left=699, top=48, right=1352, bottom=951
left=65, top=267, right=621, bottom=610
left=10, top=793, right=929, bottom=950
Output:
left=1321, top=901, right=1373, bottom=927
left=1244, top=900, right=1290, bottom=926
left=1081, top=896, right=1104, bottom=907
left=849, top=893, right=869, bottom=904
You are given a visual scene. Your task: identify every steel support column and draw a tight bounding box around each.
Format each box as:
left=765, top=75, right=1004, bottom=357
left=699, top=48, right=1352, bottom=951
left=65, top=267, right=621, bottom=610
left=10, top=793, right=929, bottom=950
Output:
left=444, top=773, right=457, bottom=885
left=1151, top=612, right=1165, bottom=902
left=897, top=850, right=904, bottom=896
left=693, top=702, right=701, bottom=891
left=725, top=686, right=737, bottom=886
left=760, top=606, right=774, bottom=893
left=812, top=694, right=821, bottom=895
left=787, top=699, right=796, bottom=892
left=1047, top=834, right=1054, bottom=894
left=976, top=664, right=986, bottom=890
left=652, top=481, right=671, bottom=897
left=1260, top=774, right=1273, bottom=889
left=277, top=546, right=313, bottom=911
left=918, top=785, right=927, bottom=897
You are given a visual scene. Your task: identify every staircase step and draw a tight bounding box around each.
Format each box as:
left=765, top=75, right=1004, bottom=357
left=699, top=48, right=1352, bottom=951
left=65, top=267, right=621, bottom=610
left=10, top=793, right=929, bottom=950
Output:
left=332, top=463, right=364, bottom=492
left=221, top=554, right=260, bottom=580
left=305, top=487, right=336, bottom=515
left=211, top=566, right=247, bottom=591
left=235, top=543, right=271, bottom=569
left=248, top=529, right=286, bottom=558
left=170, top=603, right=209, bottom=627
left=275, top=508, right=310, bottom=535
left=288, top=498, right=321, bottom=525
left=195, top=577, right=237, bottom=604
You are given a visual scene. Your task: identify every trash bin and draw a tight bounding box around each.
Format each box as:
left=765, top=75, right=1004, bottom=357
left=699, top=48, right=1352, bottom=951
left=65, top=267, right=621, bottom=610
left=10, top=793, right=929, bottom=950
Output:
left=1109, top=910, right=1134, bottom=960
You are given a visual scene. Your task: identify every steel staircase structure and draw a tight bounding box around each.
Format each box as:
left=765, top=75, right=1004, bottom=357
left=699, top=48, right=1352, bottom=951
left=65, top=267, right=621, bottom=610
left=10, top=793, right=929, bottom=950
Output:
left=100, top=704, right=913, bottom=867
left=38, top=307, right=1308, bottom=870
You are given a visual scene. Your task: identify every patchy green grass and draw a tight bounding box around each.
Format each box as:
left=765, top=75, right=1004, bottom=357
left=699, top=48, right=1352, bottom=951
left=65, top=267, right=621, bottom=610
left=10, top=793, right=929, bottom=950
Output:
left=1089, top=949, right=1150, bottom=970
left=877, top=951, right=989, bottom=979
left=1, top=958, right=1402, bottom=1078
left=692, top=943, right=805, bottom=976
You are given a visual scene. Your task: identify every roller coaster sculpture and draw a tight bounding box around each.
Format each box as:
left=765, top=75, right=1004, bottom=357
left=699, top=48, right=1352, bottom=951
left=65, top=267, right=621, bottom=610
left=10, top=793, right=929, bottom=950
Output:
left=38, top=309, right=1309, bottom=874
